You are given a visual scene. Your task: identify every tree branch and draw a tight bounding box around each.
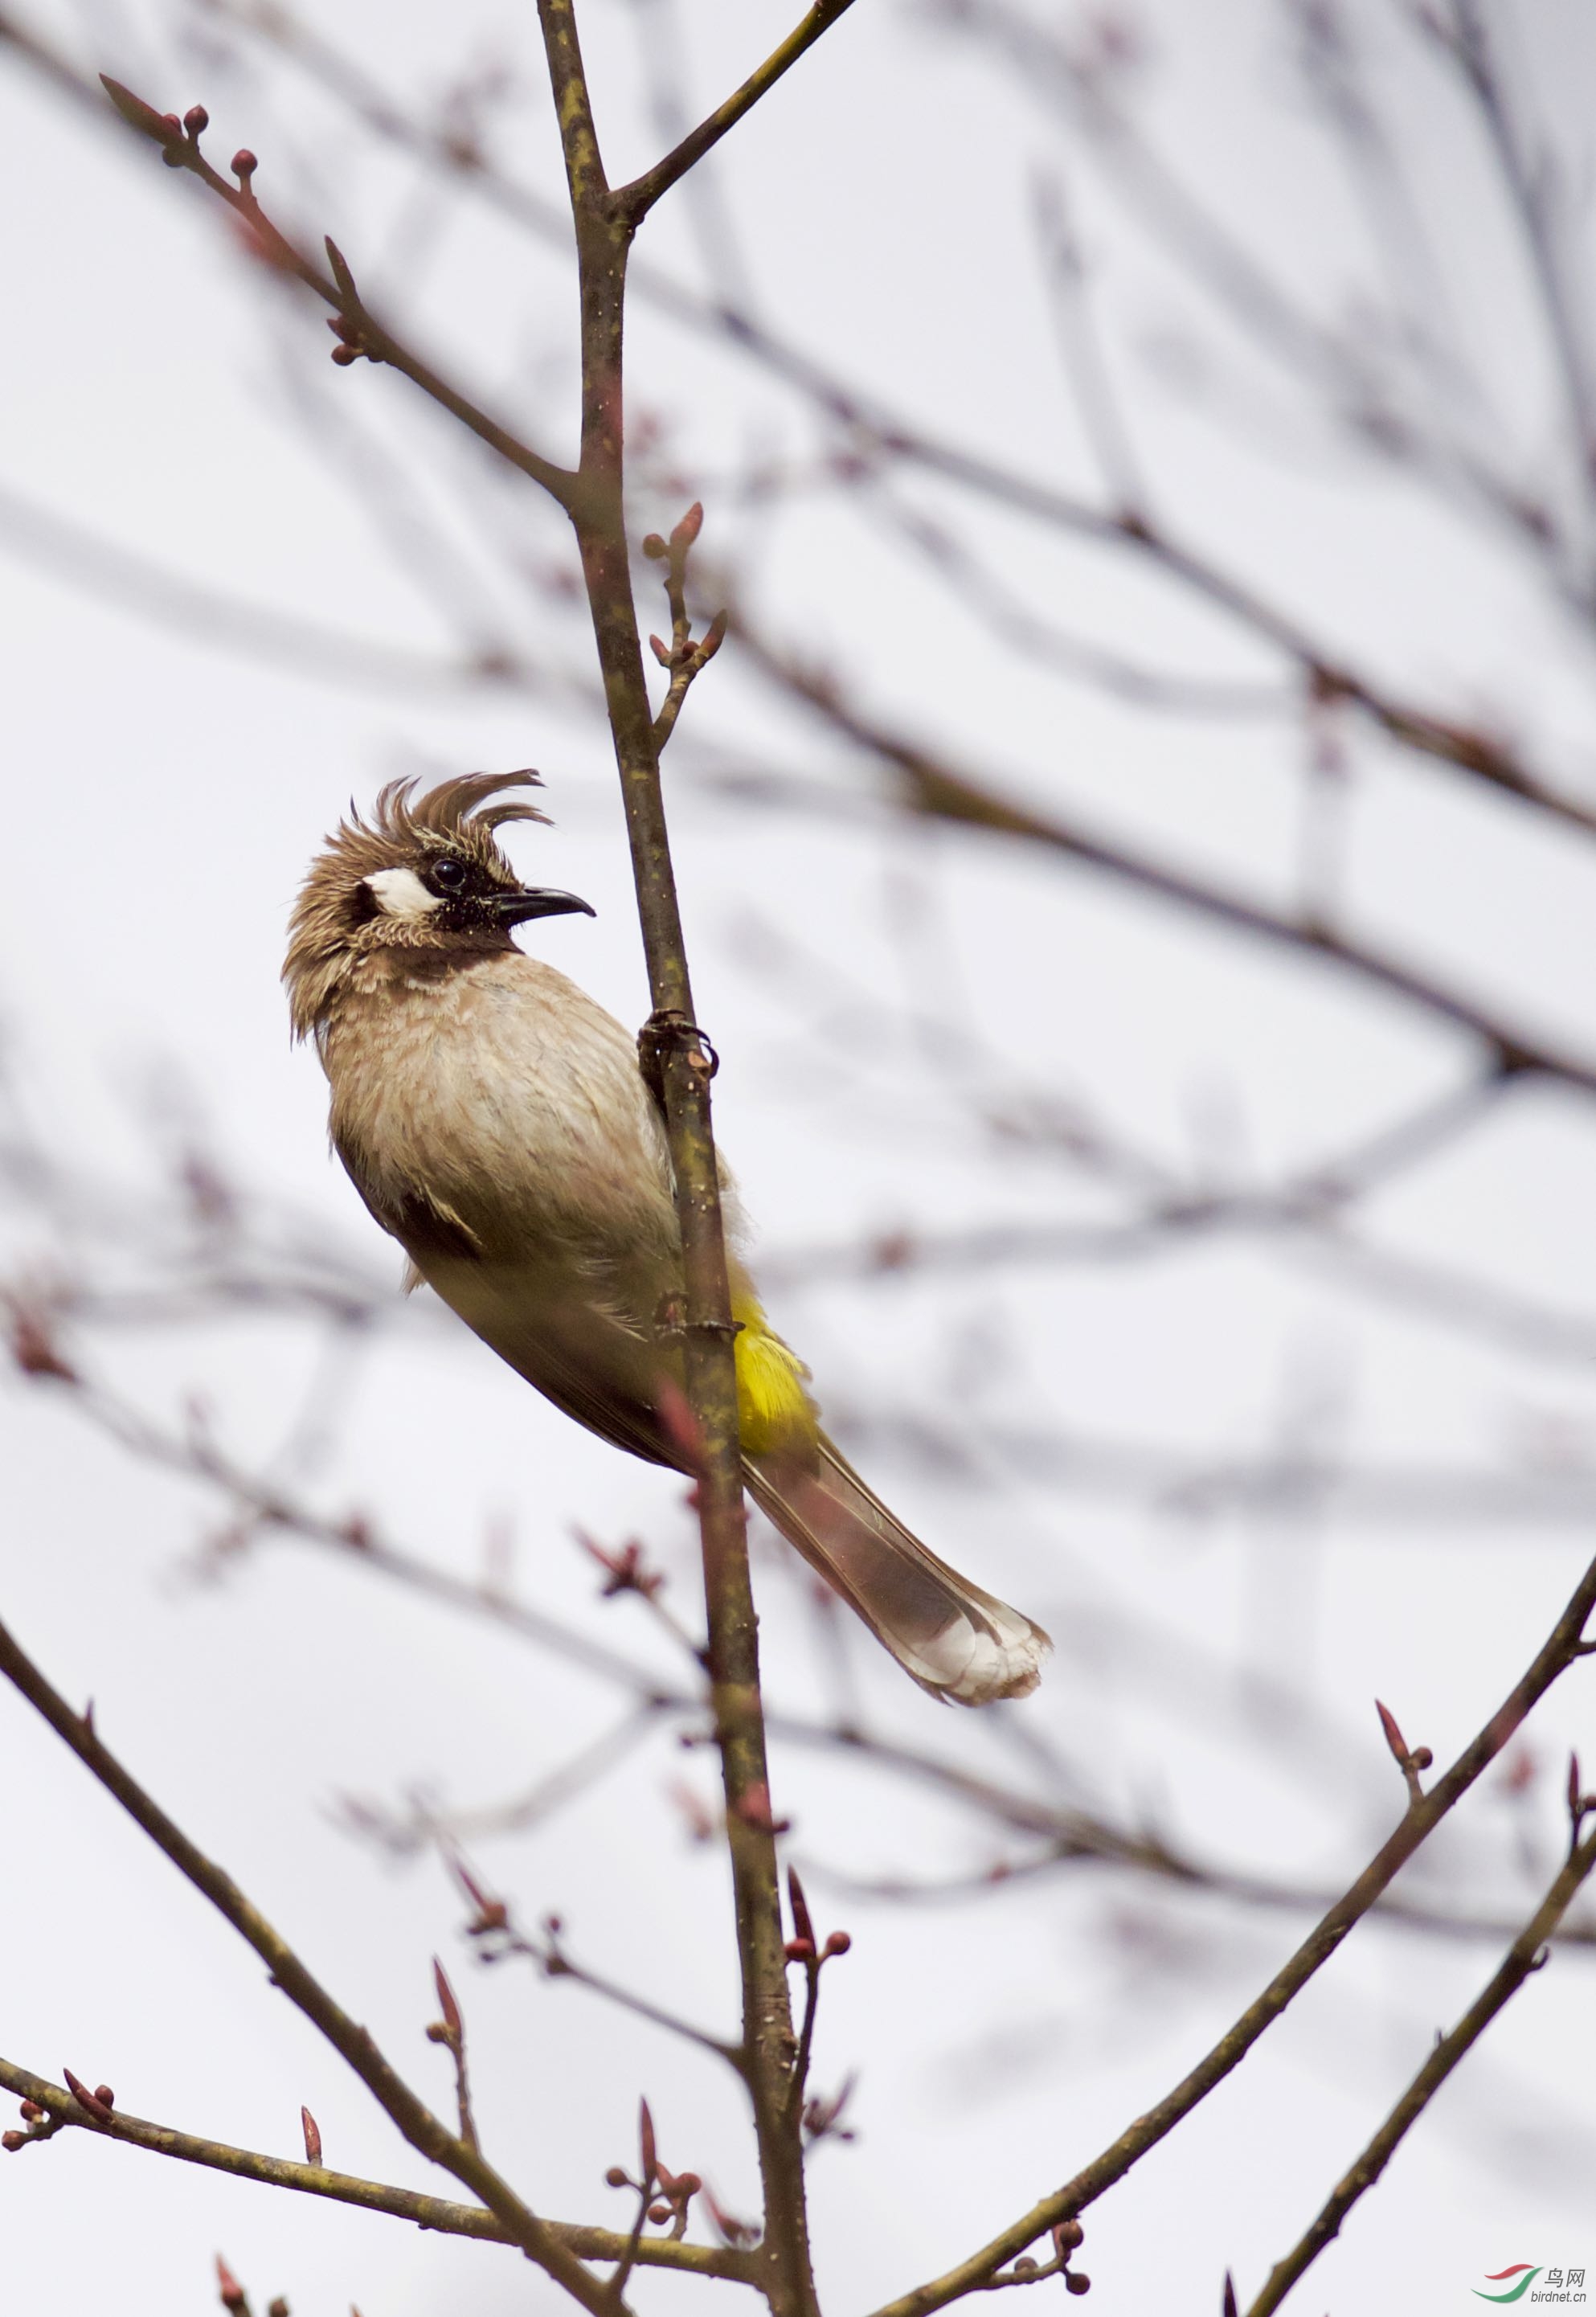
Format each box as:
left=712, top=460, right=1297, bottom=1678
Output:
left=0, top=1615, right=627, bottom=2317
left=866, top=1544, right=1596, bottom=2317
left=0, top=32, right=577, bottom=507
left=0, top=2056, right=755, bottom=2285
left=531, top=5, right=816, bottom=2308
left=615, top=0, right=858, bottom=225
left=737, top=625, right=1596, bottom=1097
left=1243, top=1817, right=1596, bottom=2316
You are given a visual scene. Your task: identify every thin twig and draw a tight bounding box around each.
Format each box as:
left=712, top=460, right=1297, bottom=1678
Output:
left=0, top=2055, right=755, bottom=2281
left=0, top=1615, right=627, bottom=2317
left=865, top=1544, right=1596, bottom=2317
left=614, top=0, right=858, bottom=223
left=1243, top=1820, right=1596, bottom=2316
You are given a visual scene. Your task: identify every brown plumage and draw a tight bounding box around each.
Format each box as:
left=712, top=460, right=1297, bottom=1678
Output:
left=285, top=772, right=1050, bottom=1705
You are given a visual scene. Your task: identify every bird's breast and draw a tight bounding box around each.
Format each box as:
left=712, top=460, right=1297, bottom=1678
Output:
left=321, top=955, right=678, bottom=1268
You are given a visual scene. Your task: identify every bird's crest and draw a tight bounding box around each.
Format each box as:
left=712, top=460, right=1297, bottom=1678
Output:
left=284, top=772, right=551, bottom=1038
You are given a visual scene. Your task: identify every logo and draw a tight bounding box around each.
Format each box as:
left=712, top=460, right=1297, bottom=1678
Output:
left=1474, top=2269, right=1587, bottom=2305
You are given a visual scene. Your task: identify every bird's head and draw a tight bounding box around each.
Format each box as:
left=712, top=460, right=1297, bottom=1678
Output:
left=284, top=771, right=593, bottom=1038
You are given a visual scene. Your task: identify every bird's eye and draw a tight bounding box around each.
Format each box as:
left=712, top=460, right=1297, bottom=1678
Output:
left=429, top=857, right=469, bottom=891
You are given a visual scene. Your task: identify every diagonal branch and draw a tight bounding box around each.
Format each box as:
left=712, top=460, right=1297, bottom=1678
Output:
left=736, top=625, right=1596, bottom=1097
left=0, top=23, right=577, bottom=508
left=0, top=2056, right=756, bottom=2285
left=1243, top=1816, right=1596, bottom=2316
left=174, top=0, right=1596, bottom=842
left=865, top=1545, right=1596, bottom=2317
left=0, top=1615, right=624, bottom=2317
left=615, top=0, right=858, bottom=225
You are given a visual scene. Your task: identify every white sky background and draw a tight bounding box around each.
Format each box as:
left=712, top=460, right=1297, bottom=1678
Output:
left=2, top=0, right=1596, bottom=2311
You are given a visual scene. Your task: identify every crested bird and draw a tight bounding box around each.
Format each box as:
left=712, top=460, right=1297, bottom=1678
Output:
left=285, top=772, right=1049, bottom=1705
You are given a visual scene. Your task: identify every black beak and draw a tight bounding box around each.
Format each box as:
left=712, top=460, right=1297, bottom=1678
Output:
left=493, top=886, right=595, bottom=925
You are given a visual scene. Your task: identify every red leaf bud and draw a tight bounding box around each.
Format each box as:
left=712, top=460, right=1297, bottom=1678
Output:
left=161, top=113, right=182, bottom=136
left=676, top=2172, right=701, bottom=2196
left=787, top=1865, right=815, bottom=1948
left=2, top=2131, right=26, bottom=2151
left=639, top=2097, right=657, bottom=2184
left=1410, top=1746, right=1433, bottom=1771
left=1054, top=2220, right=1084, bottom=2251
left=99, top=75, right=175, bottom=143
left=648, top=2201, right=672, bottom=2225
left=301, top=2106, right=321, bottom=2167
left=1374, top=1698, right=1408, bottom=1763
left=1570, top=1753, right=1584, bottom=1816
left=1013, top=2258, right=1038, bottom=2278
left=63, top=2069, right=113, bottom=2123
left=671, top=501, right=704, bottom=551
left=232, top=149, right=257, bottom=181
left=331, top=345, right=359, bottom=366
left=1066, top=2274, right=1091, bottom=2296
left=93, top=2086, right=115, bottom=2110
left=215, top=2254, right=247, bottom=2311
left=641, top=534, right=668, bottom=559
left=432, top=1959, right=463, bottom=2038
left=184, top=104, right=209, bottom=136
left=822, top=1930, right=852, bottom=1959
left=18, top=2102, right=41, bottom=2122
left=699, top=610, right=728, bottom=661
left=604, top=2165, right=629, bottom=2188
left=649, top=633, right=671, bottom=665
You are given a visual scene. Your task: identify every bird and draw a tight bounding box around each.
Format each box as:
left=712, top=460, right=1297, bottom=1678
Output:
left=284, top=772, right=1049, bottom=1705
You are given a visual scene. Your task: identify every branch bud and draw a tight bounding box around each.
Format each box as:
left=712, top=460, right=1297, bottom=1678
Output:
left=2, top=2131, right=27, bottom=2152
left=649, top=633, right=671, bottom=666
left=432, top=1958, right=464, bottom=2040
left=62, top=2069, right=113, bottom=2123
left=99, top=75, right=180, bottom=145
left=822, top=1930, right=852, bottom=1959
left=183, top=104, right=209, bottom=137
left=641, top=534, right=668, bottom=560
left=301, top=2106, right=321, bottom=2167
left=1374, top=1698, right=1408, bottom=1765
left=604, top=2165, right=629, bottom=2188
left=670, top=501, right=704, bottom=552
left=232, top=149, right=258, bottom=187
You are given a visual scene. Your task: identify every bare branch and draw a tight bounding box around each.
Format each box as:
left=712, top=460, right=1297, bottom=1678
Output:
left=0, top=2055, right=755, bottom=2283
left=0, top=1615, right=629, bottom=2317
left=866, top=1545, right=1596, bottom=2317
left=735, top=626, right=1596, bottom=1096
left=615, top=1, right=858, bottom=224
left=1243, top=1820, right=1596, bottom=2316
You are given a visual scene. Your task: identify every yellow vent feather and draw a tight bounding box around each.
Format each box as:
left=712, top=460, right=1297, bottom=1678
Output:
left=731, top=1284, right=817, bottom=1455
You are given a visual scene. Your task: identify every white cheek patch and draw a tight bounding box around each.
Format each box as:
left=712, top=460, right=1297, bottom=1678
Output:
left=364, top=866, right=443, bottom=919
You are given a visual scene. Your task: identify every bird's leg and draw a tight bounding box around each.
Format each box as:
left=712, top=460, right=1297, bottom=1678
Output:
left=636, top=1009, right=718, bottom=1112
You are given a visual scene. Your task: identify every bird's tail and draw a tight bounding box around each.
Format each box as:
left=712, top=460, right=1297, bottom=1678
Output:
left=743, top=1434, right=1050, bottom=1706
